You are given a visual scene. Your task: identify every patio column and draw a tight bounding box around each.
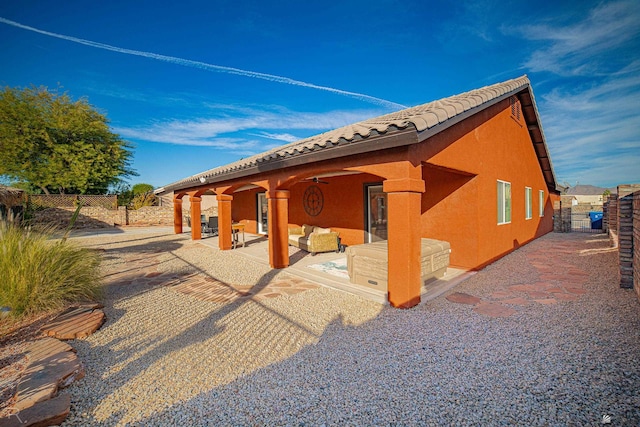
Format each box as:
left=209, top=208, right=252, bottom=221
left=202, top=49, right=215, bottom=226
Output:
left=190, top=196, right=202, bottom=240
left=267, top=190, right=290, bottom=269
left=383, top=177, right=425, bottom=308
left=217, top=194, right=233, bottom=250
left=173, top=198, right=183, bottom=234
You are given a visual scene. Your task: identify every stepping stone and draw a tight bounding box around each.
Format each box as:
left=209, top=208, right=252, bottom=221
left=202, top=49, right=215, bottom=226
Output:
left=446, top=292, right=481, bottom=305
left=531, top=282, right=554, bottom=291
left=566, top=287, right=587, bottom=294
left=526, top=291, right=550, bottom=299
left=25, top=337, right=75, bottom=361
left=15, top=341, right=84, bottom=411
left=473, top=302, right=516, bottom=317
left=490, top=290, right=513, bottom=299
left=508, top=284, right=538, bottom=292
left=0, top=393, right=70, bottom=427
left=41, top=305, right=105, bottom=340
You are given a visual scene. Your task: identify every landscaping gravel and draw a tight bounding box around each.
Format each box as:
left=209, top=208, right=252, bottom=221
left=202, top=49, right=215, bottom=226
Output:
left=60, top=231, right=640, bottom=426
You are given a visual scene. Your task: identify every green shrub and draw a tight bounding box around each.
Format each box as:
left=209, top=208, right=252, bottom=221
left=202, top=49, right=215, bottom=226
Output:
left=0, top=219, right=102, bottom=319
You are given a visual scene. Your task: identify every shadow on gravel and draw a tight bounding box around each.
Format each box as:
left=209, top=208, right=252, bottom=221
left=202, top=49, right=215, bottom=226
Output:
left=65, top=232, right=640, bottom=426
left=67, top=242, right=325, bottom=426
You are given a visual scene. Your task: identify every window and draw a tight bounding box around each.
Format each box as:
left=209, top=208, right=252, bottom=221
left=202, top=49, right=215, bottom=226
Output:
left=497, top=180, right=511, bottom=224
left=539, top=190, right=545, bottom=217
left=525, top=187, right=532, bottom=220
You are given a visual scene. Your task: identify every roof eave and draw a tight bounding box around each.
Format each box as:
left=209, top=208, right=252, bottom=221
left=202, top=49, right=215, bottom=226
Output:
left=160, top=126, right=419, bottom=194
left=414, top=83, right=559, bottom=193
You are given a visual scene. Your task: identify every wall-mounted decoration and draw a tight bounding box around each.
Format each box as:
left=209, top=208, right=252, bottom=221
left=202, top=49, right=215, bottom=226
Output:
left=303, top=185, right=324, bottom=216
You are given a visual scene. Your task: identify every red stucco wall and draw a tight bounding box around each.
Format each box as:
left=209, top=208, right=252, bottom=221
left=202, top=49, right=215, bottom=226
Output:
left=416, top=98, right=555, bottom=269
left=224, top=96, right=555, bottom=271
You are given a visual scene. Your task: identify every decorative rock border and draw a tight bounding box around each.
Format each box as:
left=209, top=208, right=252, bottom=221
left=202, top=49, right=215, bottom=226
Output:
left=0, top=305, right=105, bottom=427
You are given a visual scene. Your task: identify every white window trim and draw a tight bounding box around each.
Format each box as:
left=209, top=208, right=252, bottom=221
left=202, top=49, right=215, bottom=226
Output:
left=525, top=187, right=532, bottom=220
left=497, top=180, right=512, bottom=225
left=539, top=190, right=545, bottom=217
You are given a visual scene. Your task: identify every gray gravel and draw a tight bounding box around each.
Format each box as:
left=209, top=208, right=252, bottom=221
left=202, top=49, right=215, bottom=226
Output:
left=62, top=232, right=640, bottom=426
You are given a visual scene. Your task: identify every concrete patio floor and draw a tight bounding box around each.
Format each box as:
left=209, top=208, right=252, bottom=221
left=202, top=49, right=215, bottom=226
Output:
left=194, top=231, right=472, bottom=305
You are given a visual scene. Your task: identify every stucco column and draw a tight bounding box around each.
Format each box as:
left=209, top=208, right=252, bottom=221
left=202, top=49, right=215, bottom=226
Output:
left=173, top=198, right=183, bottom=234
left=267, top=190, right=290, bottom=269
left=189, top=196, right=202, bottom=240
left=217, top=194, right=233, bottom=250
left=383, top=177, right=425, bottom=308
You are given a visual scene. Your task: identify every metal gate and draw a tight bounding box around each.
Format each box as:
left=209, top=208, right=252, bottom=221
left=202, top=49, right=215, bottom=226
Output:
left=571, top=211, right=603, bottom=233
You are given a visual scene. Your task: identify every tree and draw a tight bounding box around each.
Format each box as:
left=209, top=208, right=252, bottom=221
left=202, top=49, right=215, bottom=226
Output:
left=0, top=86, right=136, bottom=194
left=131, top=183, right=153, bottom=195
left=114, top=182, right=156, bottom=209
left=129, top=183, right=156, bottom=209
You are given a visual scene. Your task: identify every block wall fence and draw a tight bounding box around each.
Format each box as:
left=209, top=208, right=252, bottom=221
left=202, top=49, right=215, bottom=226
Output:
left=634, top=191, right=640, bottom=300
left=31, top=205, right=218, bottom=229
left=604, top=185, right=640, bottom=302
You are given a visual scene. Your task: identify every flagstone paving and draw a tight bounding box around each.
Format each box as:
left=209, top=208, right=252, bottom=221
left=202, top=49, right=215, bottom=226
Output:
left=105, top=249, right=320, bottom=303
left=445, top=237, right=594, bottom=317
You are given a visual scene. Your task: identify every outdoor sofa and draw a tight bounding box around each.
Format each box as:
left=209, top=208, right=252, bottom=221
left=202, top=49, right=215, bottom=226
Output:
left=288, top=224, right=339, bottom=254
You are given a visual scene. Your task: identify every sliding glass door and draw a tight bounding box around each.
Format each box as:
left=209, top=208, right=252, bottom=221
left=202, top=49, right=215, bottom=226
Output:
left=365, top=184, right=387, bottom=243
left=257, top=192, right=268, bottom=234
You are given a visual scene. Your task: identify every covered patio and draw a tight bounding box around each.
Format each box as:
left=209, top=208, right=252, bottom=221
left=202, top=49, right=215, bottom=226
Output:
left=157, top=76, right=560, bottom=308
left=193, top=229, right=471, bottom=305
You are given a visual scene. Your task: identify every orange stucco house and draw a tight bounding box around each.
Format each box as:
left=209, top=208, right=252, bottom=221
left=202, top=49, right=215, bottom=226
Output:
left=157, top=75, right=560, bottom=308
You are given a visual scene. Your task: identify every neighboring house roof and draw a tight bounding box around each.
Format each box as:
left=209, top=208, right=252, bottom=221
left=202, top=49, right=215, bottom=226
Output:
left=157, top=75, right=557, bottom=194
left=0, top=185, right=24, bottom=206
left=565, top=185, right=615, bottom=196
left=0, top=185, right=24, bottom=194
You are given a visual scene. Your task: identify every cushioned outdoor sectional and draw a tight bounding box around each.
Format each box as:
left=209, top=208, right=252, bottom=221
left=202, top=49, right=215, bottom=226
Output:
left=288, top=224, right=340, bottom=254
left=346, top=238, right=451, bottom=291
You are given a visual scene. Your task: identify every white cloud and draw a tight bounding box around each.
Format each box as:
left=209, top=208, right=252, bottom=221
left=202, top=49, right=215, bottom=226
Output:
left=513, top=1, right=640, bottom=76
left=503, top=1, right=640, bottom=187
left=252, top=132, right=300, bottom=143
left=114, top=106, right=386, bottom=149
left=539, top=74, right=640, bottom=187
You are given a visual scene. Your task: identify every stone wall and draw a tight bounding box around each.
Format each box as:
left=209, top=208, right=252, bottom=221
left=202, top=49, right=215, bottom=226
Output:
left=31, top=204, right=220, bottom=229
left=619, top=193, right=634, bottom=288
left=634, top=191, right=640, bottom=300
left=603, top=198, right=609, bottom=233
left=616, top=185, right=640, bottom=289
left=126, top=206, right=174, bottom=226
left=553, top=199, right=571, bottom=232
left=32, top=206, right=124, bottom=228
left=607, top=195, right=619, bottom=247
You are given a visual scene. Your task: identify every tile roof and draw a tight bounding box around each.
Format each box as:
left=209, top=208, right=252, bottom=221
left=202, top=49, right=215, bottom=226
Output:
left=159, top=75, right=555, bottom=193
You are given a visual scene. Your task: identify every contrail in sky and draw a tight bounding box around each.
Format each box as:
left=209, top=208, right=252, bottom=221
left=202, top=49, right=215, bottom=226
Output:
left=0, top=17, right=407, bottom=110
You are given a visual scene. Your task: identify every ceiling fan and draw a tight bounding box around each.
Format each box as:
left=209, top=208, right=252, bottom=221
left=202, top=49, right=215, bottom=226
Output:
left=303, top=177, right=329, bottom=184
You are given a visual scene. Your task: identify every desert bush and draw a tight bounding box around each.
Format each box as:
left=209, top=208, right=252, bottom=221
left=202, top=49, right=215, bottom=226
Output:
left=0, top=219, right=102, bottom=319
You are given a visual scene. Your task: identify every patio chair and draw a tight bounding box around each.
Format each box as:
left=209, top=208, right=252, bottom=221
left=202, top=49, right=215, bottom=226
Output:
left=204, top=216, right=219, bottom=236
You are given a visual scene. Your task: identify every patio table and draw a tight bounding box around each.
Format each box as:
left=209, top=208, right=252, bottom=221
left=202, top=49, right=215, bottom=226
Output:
left=232, top=223, right=245, bottom=249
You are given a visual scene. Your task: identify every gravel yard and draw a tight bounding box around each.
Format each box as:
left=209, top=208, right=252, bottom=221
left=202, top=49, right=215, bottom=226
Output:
left=6, top=230, right=640, bottom=426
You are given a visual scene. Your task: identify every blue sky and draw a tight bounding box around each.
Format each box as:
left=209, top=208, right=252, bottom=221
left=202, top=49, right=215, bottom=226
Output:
left=1, top=0, right=638, bottom=190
